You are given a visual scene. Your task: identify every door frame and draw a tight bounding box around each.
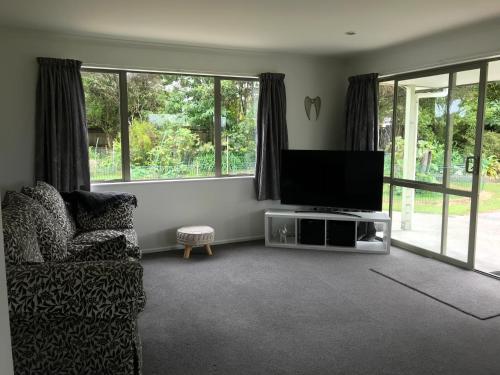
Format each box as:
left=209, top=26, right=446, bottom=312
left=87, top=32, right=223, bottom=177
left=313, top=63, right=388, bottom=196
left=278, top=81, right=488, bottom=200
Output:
left=380, top=59, right=495, bottom=270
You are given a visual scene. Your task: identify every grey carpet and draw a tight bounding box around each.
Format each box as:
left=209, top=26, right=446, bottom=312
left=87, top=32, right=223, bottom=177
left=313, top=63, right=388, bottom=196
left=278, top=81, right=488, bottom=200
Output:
left=371, top=257, right=500, bottom=320
left=139, top=241, right=500, bottom=375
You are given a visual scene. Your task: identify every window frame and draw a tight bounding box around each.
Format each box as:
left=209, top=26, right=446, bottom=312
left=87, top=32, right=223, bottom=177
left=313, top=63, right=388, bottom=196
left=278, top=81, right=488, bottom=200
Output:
left=82, top=67, right=259, bottom=183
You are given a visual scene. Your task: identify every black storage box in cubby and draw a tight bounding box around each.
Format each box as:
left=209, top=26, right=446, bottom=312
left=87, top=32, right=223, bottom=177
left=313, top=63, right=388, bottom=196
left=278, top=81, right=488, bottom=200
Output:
left=298, top=219, right=325, bottom=245
left=327, top=220, right=356, bottom=247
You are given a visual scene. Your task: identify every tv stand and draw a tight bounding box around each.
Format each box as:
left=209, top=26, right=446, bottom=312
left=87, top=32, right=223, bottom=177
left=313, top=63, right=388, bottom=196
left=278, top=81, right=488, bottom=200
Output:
left=265, top=209, right=391, bottom=254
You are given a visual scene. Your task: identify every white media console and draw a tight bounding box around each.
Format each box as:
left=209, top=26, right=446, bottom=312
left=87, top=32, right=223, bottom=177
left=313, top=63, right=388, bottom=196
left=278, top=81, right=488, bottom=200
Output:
left=265, top=209, right=391, bottom=254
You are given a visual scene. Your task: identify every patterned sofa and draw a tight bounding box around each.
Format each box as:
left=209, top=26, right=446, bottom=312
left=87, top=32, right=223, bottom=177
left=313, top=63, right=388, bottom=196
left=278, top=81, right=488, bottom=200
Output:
left=1, top=182, right=145, bottom=375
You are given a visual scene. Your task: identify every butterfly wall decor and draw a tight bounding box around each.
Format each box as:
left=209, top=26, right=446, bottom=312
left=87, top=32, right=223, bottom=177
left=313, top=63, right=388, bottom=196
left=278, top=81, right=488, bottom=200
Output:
left=304, top=96, right=321, bottom=120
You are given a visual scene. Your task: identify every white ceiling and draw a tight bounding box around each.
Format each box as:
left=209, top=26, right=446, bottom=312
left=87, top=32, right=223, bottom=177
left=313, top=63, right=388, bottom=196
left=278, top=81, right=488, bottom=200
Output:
left=1, top=0, right=500, bottom=55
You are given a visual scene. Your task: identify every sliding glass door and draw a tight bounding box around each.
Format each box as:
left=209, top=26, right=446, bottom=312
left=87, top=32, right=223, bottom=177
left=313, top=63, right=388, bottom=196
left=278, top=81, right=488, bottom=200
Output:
left=475, top=60, right=500, bottom=274
left=381, top=62, right=488, bottom=269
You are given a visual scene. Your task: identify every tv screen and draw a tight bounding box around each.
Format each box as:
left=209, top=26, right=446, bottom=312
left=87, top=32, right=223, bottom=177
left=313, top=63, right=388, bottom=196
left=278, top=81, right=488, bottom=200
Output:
left=280, top=150, right=384, bottom=211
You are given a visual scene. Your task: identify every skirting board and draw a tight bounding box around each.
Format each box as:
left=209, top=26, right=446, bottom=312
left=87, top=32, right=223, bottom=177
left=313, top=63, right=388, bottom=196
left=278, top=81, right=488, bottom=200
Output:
left=141, top=235, right=265, bottom=254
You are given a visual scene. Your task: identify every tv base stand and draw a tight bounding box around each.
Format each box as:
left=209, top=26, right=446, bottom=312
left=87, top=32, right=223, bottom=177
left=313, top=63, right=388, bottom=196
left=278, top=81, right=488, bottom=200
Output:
left=265, top=209, right=391, bottom=254
left=295, top=209, right=362, bottom=218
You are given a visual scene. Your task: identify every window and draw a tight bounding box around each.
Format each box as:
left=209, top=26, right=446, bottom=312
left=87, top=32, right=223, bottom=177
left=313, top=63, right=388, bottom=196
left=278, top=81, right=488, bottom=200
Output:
left=82, top=71, right=122, bottom=181
left=82, top=69, right=259, bottom=182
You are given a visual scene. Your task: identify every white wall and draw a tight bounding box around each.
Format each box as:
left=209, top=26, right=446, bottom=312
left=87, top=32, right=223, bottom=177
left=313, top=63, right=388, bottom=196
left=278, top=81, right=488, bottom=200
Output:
left=0, top=27, right=345, bottom=251
left=0, top=208, right=14, bottom=375
left=92, top=177, right=270, bottom=251
left=344, top=17, right=500, bottom=77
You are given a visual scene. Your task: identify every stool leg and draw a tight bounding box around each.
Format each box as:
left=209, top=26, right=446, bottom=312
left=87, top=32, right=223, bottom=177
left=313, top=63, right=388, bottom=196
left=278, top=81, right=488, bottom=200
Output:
left=205, top=244, right=213, bottom=256
left=183, top=245, right=192, bottom=259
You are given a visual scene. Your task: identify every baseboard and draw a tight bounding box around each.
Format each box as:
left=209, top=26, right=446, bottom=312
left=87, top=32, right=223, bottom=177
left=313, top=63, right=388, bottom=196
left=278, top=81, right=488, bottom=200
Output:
left=141, top=235, right=265, bottom=254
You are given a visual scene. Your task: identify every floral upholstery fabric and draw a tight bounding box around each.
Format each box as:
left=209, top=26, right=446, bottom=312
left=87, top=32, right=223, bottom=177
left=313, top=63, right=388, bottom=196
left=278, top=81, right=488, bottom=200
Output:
left=5, top=185, right=144, bottom=375
left=7, top=260, right=145, bottom=375
left=76, top=199, right=135, bottom=231
left=70, top=229, right=141, bottom=259
left=66, top=235, right=129, bottom=262
left=3, top=191, right=68, bottom=262
left=22, top=181, right=76, bottom=239
left=1, top=197, right=44, bottom=265
left=10, top=317, right=141, bottom=375
left=7, top=260, right=145, bottom=319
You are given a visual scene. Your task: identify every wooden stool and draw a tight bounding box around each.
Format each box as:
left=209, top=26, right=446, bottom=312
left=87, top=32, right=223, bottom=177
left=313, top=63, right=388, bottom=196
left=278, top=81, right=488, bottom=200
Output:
left=176, top=225, right=215, bottom=259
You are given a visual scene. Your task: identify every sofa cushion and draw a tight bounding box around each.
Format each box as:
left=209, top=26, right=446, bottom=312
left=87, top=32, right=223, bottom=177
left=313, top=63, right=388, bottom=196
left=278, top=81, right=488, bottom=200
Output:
left=69, top=229, right=140, bottom=259
left=3, top=192, right=68, bottom=262
left=66, top=235, right=129, bottom=262
left=22, top=181, right=76, bottom=239
left=76, top=199, right=135, bottom=231
left=1, top=195, right=44, bottom=265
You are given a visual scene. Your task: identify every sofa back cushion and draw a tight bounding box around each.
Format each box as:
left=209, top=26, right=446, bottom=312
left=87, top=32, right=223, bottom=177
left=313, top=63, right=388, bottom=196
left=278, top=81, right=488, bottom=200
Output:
left=22, top=181, right=76, bottom=239
left=3, top=192, right=68, bottom=262
left=2, top=195, right=44, bottom=265
left=76, top=200, right=135, bottom=231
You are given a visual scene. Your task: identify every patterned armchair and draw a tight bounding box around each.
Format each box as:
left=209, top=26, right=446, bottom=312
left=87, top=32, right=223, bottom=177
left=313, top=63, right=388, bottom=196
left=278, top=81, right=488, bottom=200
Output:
left=2, top=182, right=145, bottom=375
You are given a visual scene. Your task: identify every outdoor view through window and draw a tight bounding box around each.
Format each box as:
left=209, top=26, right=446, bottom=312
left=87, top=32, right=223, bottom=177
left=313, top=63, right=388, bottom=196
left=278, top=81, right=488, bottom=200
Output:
left=82, top=70, right=259, bottom=182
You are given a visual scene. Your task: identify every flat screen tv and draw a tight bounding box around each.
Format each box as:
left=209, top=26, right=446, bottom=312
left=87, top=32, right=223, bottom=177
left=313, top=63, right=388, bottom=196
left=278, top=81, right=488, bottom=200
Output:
left=280, top=150, right=384, bottom=211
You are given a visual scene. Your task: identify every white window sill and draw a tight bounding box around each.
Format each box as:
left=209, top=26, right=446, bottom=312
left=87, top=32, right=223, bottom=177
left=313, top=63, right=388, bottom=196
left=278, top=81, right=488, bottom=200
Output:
left=91, top=175, right=254, bottom=188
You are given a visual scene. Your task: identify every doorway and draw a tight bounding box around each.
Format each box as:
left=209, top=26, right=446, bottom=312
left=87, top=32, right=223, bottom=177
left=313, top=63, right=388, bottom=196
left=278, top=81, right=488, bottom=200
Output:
left=379, top=59, right=500, bottom=273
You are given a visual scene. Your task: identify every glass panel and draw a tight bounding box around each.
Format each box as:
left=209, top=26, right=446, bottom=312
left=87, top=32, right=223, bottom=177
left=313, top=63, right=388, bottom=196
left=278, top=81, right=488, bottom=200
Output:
left=82, top=71, right=122, bottom=181
left=447, top=69, right=480, bottom=191
left=221, top=79, right=259, bottom=175
left=378, top=81, right=394, bottom=177
left=444, top=195, right=471, bottom=262
left=391, top=186, right=443, bottom=253
left=127, top=73, right=215, bottom=180
left=395, top=74, right=448, bottom=184
left=475, top=60, right=500, bottom=273
left=382, top=183, right=390, bottom=214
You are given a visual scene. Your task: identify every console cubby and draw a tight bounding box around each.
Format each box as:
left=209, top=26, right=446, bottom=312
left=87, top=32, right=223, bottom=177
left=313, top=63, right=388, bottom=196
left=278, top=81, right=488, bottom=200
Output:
left=326, top=220, right=356, bottom=247
left=298, top=219, right=325, bottom=245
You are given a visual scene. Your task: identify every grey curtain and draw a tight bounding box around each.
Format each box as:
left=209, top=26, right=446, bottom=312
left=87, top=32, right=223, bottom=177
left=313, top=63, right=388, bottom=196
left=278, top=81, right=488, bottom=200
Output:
left=35, top=57, right=90, bottom=191
left=345, top=73, right=379, bottom=151
left=344, top=73, right=379, bottom=240
left=254, top=73, right=288, bottom=201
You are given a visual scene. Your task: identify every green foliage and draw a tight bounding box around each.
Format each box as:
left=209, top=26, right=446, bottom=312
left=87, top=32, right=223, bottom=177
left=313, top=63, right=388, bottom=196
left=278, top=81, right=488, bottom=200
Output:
left=127, top=73, right=164, bottom=121
left=485, top=82, right=500, bottom=131
left=161, top=75, right=215, bottom=133
left=82, top=72, right=120, bottom=145
left=417, top=96, right=446, bottom=146
left=483, top=155, right=500, bottom=178
left=482, top=131, right=500, bottom=159
left=129, top=120, right=158, bottom=165
left=85, top=71, right=258, bottom=181
left=378, top=84, right=394, bottom=124
left=380, top=80, right=500, bottom=184
left=88, top=139, right=122, bottom=181
left=148, top=122, right=199, bottom=168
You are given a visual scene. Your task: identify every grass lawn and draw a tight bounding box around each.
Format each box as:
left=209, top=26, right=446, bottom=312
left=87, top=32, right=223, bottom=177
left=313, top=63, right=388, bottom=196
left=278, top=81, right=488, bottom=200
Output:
left=385, top=181, right=500, bottom=215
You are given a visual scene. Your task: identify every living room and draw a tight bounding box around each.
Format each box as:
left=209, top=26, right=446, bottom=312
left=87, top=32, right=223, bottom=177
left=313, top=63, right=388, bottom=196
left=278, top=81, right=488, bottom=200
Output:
left=1, top=1, right=500, bottom=374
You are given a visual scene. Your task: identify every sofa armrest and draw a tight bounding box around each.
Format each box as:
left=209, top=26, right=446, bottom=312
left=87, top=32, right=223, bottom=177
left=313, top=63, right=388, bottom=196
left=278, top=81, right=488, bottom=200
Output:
left=7, top=260, right=145, bottom=320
